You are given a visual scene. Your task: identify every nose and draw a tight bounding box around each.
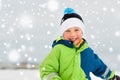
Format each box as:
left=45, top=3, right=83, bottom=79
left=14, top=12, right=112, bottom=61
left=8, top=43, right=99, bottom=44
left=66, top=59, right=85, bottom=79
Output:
left=70, top=31, right=76, bottom=37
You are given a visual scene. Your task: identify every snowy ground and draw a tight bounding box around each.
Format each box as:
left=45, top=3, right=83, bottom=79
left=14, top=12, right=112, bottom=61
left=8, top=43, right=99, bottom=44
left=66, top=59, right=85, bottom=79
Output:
left=0, top=69, right=119, bottom=80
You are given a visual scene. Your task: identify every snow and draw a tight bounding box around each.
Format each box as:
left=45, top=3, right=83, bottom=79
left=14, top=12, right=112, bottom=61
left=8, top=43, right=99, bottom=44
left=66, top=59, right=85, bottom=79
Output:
left=19, top=16, right=33, bottom=28
left=115, top=31, right=120, bottom=37
left=0, top=69, right=40, bottom=80
left=8, top=49, right=20, bottom=62
left=0, top=69, right=119, bottom=80
left=47, top=0, right=59, bottom=11
left=0, top=0, right=120, bottom=78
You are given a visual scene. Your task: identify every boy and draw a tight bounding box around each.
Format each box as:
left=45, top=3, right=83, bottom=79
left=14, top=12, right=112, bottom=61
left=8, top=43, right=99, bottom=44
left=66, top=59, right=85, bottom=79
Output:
left=39, top=8, right=120, bottom=80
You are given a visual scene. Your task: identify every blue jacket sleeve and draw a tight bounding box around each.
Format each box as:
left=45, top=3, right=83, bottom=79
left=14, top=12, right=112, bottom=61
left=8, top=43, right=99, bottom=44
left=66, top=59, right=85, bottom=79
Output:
left=89, top=48, right=112, bottom=79
left=82, top=47, right=113, bottom=79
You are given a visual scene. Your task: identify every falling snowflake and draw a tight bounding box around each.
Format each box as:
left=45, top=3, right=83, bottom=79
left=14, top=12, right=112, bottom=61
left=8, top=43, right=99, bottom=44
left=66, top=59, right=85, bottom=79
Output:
left=44, top=45, right=48, bottom=48
left=47, top=31, right=51, bottom=35
left=111, top=8, right=115, bottom=12
left=115, top=31, right=120, bottom=37
left=28, top=57, right=32, bottom=61
left=8, top=49, right=20, bottom=62
left=47, top=0, right=59, bottom=11
left=24, top=53, right=28, bottom=58
left=109, top=47, right=113, bottom=52
left=1, top=24, right=6, bottom=28
left=19, top=16, right=33, bottom=28
left=3, top=42, right=11, bottom=48
left=102, top=7, right=107, bottom=11
left=90, top=34, right=95, bottom=39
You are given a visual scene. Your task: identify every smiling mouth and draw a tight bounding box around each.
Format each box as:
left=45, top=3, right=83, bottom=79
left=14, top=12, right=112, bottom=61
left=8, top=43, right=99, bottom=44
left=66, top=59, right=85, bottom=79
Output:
left=69, top=38, right=78, bottom=42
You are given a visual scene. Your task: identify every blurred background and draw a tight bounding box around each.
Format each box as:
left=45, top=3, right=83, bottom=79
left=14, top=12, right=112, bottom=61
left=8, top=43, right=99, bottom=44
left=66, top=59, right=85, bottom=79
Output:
left=0, top=0, right=120, bottom=80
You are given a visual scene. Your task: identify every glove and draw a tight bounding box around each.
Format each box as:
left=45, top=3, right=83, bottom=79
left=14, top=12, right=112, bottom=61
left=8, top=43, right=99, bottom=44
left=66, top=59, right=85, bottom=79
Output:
left=109, top=75, right=120, bottom=80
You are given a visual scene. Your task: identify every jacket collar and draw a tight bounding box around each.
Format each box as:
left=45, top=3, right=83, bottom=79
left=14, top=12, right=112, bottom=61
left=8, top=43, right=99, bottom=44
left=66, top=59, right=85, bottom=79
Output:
left=52, top=36, right=74, bottom=48
left=52, top=36, right=87, bottom=49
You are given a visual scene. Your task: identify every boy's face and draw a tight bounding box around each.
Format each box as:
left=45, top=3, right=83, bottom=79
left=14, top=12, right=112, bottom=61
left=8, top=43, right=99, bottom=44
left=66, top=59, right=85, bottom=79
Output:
left=63, top=27, right=83, bottom=45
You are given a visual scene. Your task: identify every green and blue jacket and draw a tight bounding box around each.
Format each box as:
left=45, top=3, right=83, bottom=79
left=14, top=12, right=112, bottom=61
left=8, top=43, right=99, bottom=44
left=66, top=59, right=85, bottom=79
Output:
left=39, top=37, right=114, bottom=80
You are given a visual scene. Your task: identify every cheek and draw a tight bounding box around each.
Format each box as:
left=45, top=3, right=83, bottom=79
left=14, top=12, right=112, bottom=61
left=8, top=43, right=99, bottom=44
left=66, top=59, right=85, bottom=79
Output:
left=77, top=33, right=83, bottom=38
left=63, top=33, right=69, bottom=40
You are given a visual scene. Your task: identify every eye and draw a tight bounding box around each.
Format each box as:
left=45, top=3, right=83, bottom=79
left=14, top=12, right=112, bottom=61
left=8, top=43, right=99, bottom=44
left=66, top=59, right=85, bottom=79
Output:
left=65, top=30, right=70, bottom=32
left=74, top=29, right=80, bottom=31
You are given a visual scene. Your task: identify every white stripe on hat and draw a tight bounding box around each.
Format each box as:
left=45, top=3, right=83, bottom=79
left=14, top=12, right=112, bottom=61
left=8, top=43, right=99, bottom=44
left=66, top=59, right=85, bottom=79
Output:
left=60, top=18, right=85, bottom=34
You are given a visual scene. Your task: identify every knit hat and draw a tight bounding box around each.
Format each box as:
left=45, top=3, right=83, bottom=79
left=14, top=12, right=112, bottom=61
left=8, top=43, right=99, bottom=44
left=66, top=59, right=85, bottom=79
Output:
left=60, top=8, right=85, bottom=34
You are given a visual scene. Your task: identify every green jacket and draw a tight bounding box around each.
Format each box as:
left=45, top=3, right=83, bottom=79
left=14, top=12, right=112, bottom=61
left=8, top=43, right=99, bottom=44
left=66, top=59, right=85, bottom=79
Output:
left=39, top=39, right=88, bottom=80
left=39, top=38, right=114, bottom=80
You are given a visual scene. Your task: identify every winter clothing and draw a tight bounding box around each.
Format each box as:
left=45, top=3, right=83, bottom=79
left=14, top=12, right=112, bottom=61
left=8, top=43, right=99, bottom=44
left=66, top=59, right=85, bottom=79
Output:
left=39, top=37, right=114, bottom=80
left=39, top=7, right=120, bottom=80
left=60, top=8, right=85, bottom=34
